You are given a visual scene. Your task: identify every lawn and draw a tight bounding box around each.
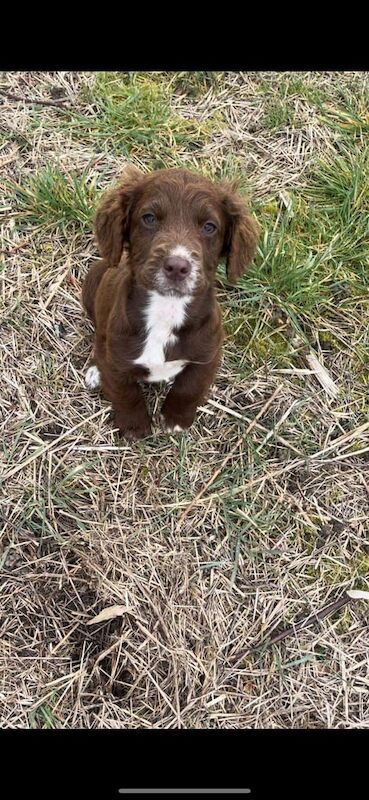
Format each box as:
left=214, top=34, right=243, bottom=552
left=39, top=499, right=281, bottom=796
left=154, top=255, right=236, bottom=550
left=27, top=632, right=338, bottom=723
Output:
left=1, top=71, right=369, bottom=728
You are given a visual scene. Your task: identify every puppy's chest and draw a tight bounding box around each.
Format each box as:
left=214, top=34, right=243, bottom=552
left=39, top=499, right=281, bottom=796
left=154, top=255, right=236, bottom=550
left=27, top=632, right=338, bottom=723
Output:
left=133, top=292, right=189, bottom=383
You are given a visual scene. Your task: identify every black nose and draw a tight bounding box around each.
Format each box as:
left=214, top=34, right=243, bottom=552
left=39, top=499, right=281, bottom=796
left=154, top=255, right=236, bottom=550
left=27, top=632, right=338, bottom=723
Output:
left=163, top=256, right=192, bottom=281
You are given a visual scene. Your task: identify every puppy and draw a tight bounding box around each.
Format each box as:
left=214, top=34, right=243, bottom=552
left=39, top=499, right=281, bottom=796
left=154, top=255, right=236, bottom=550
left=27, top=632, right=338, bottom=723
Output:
left=82, top=166, right=257, bottom=440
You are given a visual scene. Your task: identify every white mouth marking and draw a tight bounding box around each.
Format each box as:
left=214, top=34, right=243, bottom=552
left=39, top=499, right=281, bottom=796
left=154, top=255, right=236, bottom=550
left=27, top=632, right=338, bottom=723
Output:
left=85, top=365, right=101, bottom=389
left=134, top=291, right=189, bottom=383
left=165, top=424, right=184, bottom=433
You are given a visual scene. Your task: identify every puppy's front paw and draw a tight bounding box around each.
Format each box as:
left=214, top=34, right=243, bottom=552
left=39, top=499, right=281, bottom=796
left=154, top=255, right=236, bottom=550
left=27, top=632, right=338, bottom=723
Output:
left=85, top=365, right=101, bottom=390
left=164, top=423, right=185, bottom=434
left=115, top=412, right=152, bottom=442
left=162, top=408, right=195, bottom=435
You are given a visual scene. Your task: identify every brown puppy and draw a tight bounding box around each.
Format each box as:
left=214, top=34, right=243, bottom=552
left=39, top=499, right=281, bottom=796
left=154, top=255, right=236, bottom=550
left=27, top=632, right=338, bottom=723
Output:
left=82, top=166, right=257, bottom=440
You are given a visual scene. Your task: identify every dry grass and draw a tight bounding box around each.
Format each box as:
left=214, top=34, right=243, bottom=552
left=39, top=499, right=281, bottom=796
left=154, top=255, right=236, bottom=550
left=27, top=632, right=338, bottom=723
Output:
left=1, top=71, right=369, bottom=729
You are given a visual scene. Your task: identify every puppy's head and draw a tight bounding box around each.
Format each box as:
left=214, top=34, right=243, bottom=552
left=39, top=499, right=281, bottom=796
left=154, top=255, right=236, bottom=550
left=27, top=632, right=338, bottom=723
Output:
left=95, top=165, right=258, bottom=296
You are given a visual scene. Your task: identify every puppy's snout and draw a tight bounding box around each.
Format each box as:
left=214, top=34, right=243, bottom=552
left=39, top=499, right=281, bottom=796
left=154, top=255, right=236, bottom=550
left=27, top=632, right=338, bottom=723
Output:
left=163, top=256, right=192, bottom=282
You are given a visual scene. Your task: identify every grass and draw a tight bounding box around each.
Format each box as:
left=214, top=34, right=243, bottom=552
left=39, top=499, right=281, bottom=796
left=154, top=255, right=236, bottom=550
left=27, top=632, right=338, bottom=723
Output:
left=8, top=164, right=99, bottom=231
left=262, top=97, right=298, bottom=130
left=29, top=701, right=59, bottom=729
left=1, top=71, right=369, bottom=729
left=36, top=72, right=222, bottom=169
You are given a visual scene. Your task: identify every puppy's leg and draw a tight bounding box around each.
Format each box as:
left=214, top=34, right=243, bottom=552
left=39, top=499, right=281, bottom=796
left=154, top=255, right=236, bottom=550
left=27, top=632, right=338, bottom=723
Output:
left=104, top=375, right=152, bottom=441
left=162, top=358, right=220, bottom=433
left=82, top=259, right=111, bottom=390
left=82, top=259, right=110, bottom=324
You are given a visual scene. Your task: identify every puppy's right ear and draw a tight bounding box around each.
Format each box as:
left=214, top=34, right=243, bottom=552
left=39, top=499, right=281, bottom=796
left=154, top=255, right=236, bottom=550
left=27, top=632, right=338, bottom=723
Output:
left=94, top=164, right=143, bottom=267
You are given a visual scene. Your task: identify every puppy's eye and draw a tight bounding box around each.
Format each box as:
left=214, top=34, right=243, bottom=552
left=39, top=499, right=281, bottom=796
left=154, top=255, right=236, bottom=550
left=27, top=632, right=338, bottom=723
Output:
left=202, top=221, right=217, bottom=235
left=142, top=213, right=157, bottom=227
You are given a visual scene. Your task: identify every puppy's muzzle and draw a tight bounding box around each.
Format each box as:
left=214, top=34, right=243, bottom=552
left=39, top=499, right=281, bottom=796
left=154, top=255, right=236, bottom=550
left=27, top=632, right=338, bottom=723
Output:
left=162, top=255, right=192, bottom=285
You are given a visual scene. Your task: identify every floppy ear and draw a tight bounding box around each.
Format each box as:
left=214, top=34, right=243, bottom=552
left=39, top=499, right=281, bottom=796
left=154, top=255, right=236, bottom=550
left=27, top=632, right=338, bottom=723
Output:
left=221, top=182, right=258, bottom=283
left=94, top=164, right=143, bottom=267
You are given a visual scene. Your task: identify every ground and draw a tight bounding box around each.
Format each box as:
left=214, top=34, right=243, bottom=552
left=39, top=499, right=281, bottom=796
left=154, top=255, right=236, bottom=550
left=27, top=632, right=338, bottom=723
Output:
left=1, top=71, right=369, bottom=729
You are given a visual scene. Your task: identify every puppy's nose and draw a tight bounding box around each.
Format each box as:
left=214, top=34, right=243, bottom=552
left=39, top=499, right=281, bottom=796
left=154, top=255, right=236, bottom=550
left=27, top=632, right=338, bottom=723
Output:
left=163, top=256, right=192, bottom=281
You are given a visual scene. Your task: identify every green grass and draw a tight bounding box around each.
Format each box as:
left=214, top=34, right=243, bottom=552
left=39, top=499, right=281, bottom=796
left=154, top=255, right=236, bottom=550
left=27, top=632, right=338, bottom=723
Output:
left=262, top=97, right=298, bottom=130
left=58, top=72, right=221, bottom=166
left=29, top=701, right=59, bottom=729
left=219, top=135, right=369, bottom=376
left=306, top=141, right=369, bottom=281
left=276, top=75, right=325, bottom=105
left=9, top=165, right=100, bottom=231
left=319, top=87, right=369, bottom=137
left=167, top=71, right=224, bottom=97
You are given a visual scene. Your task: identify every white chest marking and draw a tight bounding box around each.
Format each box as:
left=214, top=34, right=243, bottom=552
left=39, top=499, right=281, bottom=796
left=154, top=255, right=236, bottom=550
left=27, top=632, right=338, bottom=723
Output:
left=134, top=291, right=189, bottom=383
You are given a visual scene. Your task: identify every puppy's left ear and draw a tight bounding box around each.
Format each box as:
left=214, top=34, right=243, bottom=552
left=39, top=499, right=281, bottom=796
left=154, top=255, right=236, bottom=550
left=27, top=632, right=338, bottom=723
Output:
left=221, top=183, right=258, bottom=283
